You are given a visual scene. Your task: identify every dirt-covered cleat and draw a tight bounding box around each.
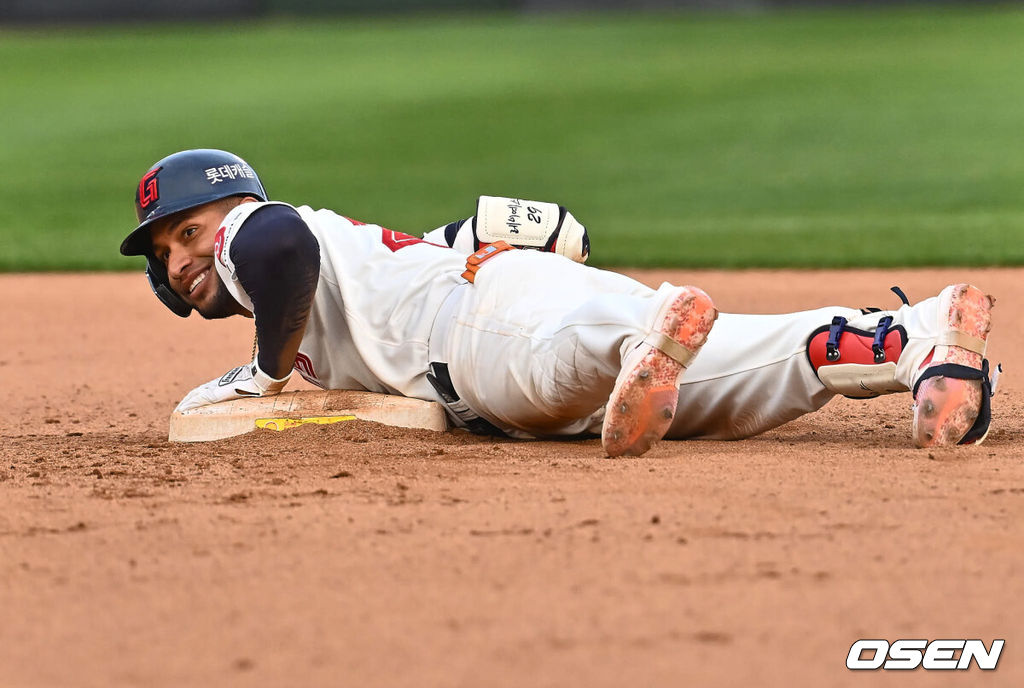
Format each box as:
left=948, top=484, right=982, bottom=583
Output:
left=806, top=282, right=998, bottom=447
left=602, top=286, right=717, bottom=457
left=911, top=284, right=994, bottom=447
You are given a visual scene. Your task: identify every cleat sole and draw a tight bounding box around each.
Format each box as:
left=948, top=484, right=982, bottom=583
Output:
left=602, top=287, right=717, bottom=457
left=913, top=284, right=992, bottom=448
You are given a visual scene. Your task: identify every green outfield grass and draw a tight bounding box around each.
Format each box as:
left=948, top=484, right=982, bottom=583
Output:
left=1, top=7, right=1023, bottom=270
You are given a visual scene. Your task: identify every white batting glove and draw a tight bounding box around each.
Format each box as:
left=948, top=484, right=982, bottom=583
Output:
left=174, top=359, right=290, bottom=413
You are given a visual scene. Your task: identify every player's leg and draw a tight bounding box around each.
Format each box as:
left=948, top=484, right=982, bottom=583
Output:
left=442, top=250, right=713, bottom=446
left=812, top=284, right=996, bottom=446
left=662, top=307, right=858, bottom=440
left=664, top=284, right=997, bottom=446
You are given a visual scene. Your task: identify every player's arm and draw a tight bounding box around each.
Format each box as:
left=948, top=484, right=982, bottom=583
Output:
left=232, top=204, right=320, bottom=378
left=175, top=205, right=320, bottom=412
left=422, top=196, right=590, bottom=263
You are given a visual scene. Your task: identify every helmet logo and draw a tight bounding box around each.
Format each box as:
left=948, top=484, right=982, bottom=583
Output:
left=138, top=167, right=161, bottom=210
left=204, top=163, right=257, bottom=184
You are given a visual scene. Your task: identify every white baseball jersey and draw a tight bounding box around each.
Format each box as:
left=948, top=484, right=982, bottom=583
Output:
left=210, top=200, right=956, bottom=442
left=214, top=201, right=466, bottom=401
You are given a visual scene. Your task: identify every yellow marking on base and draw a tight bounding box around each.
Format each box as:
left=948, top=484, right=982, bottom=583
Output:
left=255, top=415, right=357, bottom=432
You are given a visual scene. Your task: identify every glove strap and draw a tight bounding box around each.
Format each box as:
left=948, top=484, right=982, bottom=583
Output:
left=251, top=359, right=291, bottom=394
left=462, top=241, right=516, bottom=283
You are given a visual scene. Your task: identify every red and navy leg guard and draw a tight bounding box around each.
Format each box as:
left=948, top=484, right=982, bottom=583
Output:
left=806, top=316, right=908, bottom=398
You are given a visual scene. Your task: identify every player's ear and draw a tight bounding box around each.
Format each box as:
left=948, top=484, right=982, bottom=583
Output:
left=214, top=195, right=261, bottom=220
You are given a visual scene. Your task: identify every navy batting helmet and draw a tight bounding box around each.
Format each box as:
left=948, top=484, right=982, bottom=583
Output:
left=120, top=149, right=267, bottom=317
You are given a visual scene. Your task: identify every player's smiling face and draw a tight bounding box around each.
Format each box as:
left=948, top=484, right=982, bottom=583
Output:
left=149, top=198, right=252, bottom=319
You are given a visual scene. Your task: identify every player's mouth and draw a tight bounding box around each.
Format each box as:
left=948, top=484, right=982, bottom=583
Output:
left=186, top=268, right=210, bottom=299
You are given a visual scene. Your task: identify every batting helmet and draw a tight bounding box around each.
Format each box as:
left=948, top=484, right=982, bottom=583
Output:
left=120, top=149, right=268, bottom=317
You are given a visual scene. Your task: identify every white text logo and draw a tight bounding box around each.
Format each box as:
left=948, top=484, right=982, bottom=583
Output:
left=847, top=639, right=1004, bottom=670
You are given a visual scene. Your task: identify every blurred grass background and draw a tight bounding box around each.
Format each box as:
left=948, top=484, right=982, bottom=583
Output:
left=1, top=7, right=1022, bottom=270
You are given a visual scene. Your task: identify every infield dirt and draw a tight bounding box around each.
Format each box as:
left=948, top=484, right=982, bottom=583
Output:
left=2, top=268, right=1022, bottom=687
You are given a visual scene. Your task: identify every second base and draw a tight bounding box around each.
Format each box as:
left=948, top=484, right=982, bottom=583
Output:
left=169, top=390, right=448, bottom=442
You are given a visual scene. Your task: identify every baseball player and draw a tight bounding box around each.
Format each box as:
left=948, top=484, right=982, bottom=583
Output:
left=121, top=149, right=999, bottom=456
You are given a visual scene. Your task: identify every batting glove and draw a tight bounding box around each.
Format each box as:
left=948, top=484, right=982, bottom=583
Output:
left=174, top=359, right=290, bottom=413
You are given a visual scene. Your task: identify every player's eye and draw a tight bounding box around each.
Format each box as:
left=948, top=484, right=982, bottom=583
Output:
left=184, top=226, right=197, bottom=238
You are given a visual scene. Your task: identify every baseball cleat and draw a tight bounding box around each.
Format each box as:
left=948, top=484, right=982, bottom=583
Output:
left=602, top=286, right=717, bottom=457
left=912, top=284, right=994, bottom=448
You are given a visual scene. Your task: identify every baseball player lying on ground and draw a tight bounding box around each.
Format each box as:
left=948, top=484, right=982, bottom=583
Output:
left=121, top=149, right=999, bottom=456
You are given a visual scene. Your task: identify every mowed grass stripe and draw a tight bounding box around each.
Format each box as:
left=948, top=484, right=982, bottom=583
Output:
left=1, top=8, right=1022, bottom=270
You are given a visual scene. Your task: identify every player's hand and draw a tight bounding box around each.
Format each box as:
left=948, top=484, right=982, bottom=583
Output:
left=174, top=359, right=291, bottom=413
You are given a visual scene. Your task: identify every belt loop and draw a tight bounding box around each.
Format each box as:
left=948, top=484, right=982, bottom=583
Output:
left=427, top=283, right=467, bottom=365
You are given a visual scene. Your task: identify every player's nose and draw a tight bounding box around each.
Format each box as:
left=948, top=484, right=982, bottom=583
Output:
left=167, top=247, right=192, bottom=281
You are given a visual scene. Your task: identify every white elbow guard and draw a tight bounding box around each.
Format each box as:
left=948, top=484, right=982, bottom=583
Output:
left=474, top=196, right=590, bottom=263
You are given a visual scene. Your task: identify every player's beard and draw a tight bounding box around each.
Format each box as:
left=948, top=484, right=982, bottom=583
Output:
left=194, top=276, right=244, bottom=320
